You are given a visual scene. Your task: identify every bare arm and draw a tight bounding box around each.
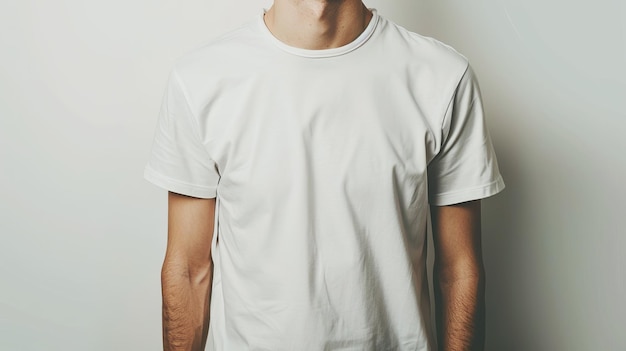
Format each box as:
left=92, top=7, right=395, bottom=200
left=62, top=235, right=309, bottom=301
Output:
left=161, top=191, right=216, bottom=351
left=431, top=200, right=486, bottom=351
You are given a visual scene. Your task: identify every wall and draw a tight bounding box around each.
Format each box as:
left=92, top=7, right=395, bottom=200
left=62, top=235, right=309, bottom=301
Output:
left=1, top=0, right=624, bottom=350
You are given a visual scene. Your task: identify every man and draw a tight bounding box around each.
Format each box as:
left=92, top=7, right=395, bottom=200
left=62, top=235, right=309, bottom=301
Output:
left=144, top=0, right=505, bottom=350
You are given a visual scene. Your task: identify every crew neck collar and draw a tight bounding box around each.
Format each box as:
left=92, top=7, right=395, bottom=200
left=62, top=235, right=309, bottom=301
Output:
left=258, top=8, right=379, bottom=58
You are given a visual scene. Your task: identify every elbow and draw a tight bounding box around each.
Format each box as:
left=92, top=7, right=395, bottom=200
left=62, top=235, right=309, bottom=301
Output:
left=434, top=258, right=486, bottom=288
left=161, top=254, right=213, bottom=287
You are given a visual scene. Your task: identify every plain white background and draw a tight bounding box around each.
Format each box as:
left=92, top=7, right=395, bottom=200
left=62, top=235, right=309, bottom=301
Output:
left=1, top=0, right=624, bottom=350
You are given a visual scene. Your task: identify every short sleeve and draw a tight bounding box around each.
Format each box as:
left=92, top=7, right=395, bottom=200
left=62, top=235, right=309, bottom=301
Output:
left=427, top=63, right=505, bottom=206
left=143, top=68, right=220, bottom=198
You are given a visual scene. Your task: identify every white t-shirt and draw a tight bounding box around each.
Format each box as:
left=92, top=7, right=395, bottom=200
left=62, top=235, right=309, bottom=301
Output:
left=144, top=8, right=504, bottom=351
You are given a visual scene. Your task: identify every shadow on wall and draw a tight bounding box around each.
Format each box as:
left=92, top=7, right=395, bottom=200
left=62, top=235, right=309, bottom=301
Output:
left=482, top=137, right=534, bottom=351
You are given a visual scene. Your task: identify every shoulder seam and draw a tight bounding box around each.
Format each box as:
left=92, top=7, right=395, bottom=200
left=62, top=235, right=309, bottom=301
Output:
left=170, top=68, right=214, bottom=160
left=437, top=60, right=471, bottom=154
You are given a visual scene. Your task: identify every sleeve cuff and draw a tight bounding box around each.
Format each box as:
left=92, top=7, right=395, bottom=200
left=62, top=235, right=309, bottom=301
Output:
left=429, top=175, right=505, bottom=206
left=143, top=165, right=217, bottom=199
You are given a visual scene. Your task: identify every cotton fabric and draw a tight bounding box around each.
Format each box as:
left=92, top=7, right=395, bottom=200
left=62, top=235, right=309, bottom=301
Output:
left=145, top=8, right=504, bottom=351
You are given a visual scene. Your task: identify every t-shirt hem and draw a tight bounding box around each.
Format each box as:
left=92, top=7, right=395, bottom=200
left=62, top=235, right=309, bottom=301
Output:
left=429, top=175, right=505, bottom=206
left=143, top=165, right=217, bottom=199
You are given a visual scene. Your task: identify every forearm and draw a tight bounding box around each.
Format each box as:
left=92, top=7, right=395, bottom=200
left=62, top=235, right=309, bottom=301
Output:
left=434, top=268, right=486, bottom=351
left=161, top=260, right=213, bottom=351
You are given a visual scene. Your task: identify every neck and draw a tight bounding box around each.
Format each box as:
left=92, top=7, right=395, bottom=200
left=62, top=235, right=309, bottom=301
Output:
left=264, top=0, right=373, bottom=50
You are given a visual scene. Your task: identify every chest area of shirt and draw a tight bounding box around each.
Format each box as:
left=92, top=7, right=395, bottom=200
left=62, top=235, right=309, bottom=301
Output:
left=207, top=68, right=437, bottom=160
